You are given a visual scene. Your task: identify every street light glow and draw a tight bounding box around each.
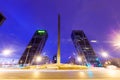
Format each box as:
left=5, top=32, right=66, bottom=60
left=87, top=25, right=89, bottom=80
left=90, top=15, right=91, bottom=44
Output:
left=2, top=49, right=12, bottom=56
left=91, top=40, right=97, bottom=43
left=101, top=52, right=108, bottom=58
left=36, top=56, right=42, bottom=62
left=77, top=56, right=82, bottom=62
left=110, top=30, right=120, bottom=50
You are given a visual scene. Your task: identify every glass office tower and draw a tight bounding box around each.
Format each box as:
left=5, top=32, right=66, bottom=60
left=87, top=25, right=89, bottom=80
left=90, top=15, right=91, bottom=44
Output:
left=71, top=30, right=101, bottom=67
left=18, top=30, right=48, bottom=65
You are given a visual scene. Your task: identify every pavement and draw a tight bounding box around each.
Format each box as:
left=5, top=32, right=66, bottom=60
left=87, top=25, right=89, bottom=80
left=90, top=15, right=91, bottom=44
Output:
left=0, top=67, right=120, bottom=80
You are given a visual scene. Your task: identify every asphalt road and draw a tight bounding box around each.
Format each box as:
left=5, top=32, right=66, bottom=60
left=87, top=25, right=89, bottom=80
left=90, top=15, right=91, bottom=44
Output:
left=0, top=68, right=120, bottom=80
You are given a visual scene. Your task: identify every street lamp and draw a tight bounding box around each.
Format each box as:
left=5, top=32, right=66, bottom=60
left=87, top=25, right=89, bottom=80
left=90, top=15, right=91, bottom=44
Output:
left=101, top=51, right=110, bottom=66
left=101, top=52, right=109, bottom=58
left=91, top=40, right=97, bottom=43
left=2, top=49, right=12, bottom=56
left=110, top=30, right=120, bottom=50
left=36, top=56, right=42, bottom=62
left=36, top=56, right=42, bottom=69
left=77, top=56, right=82, bottom=62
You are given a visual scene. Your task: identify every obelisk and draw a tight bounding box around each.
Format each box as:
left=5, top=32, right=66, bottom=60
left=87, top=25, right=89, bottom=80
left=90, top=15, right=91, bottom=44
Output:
left=57, top=14, right=61, bottom=64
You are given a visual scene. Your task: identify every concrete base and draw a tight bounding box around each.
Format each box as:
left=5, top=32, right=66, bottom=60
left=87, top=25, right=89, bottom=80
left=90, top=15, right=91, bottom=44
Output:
left=27, top=64, right=88, bottom=70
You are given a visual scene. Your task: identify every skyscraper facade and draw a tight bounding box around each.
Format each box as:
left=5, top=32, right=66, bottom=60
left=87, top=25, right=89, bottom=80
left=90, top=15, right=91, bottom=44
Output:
left=71, top=30, right=101, bottom=67
left=0, top=13, right=6, bottom=26
left=18, top=30, right=48, bottom=65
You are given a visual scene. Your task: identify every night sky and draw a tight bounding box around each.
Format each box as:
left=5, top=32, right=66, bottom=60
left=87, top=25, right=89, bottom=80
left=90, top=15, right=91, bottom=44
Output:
left=0, top=0, right=120, bottom=63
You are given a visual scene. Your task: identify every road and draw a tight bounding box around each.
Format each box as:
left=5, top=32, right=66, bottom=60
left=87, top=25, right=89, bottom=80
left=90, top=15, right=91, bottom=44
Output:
left=0, top=68, right=120, bottom=80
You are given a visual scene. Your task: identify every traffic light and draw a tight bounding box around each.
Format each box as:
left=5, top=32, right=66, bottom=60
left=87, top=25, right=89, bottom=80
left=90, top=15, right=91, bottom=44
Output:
left=0, top=13, right=6, bottom=26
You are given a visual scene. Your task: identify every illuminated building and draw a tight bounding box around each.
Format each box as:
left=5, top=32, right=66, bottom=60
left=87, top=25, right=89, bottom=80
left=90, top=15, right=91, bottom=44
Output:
left=71, top=30, right=101, bottom=67
left=18, top=30, right=48, bottom=65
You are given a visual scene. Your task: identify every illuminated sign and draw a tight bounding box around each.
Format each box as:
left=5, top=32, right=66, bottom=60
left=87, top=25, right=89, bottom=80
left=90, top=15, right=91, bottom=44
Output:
left=37, top=30, right=46, bottom=35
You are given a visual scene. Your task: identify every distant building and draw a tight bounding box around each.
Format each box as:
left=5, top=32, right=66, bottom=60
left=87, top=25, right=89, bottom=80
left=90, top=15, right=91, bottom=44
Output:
left=36, top=55, right=50, bottom=65
left=18, top=30, right=48, bottom=65
left=0, top=58, right=18, bottom=65
left=68, top=56, right=76, bottom=64
left=0, top=13, right=6, bottom=26
left=108, top=58, right=120, bottom=67
left=52, top=54, right=57, bottom=63
left=71, top=30, right=101, bottom=67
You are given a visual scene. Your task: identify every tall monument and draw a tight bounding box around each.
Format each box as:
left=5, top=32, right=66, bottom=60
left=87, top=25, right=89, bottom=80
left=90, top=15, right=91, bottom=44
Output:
left=55, top=15, right=87, bottom=69
left=57, top=14, right=61, bottom=64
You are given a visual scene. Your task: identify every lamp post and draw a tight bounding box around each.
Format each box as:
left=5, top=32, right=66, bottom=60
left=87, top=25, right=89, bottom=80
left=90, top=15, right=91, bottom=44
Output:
left=77, top=56, right=83, bottom=65
left=77, top=56, right=82, bottom=62
left=101, top=51, right=109, bottom=65
left=2, top=49, right=12, bottom=56
left=36, top=56, right=42, bottom=62
left=101, top=52, right=108, bottom=58
left=2, top=49, right=13, bottom=67
left=36, top=56, right=42, bottom=69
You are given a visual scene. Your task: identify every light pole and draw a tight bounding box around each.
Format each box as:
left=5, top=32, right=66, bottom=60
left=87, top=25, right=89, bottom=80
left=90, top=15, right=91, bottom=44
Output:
left=36, top=56, right=42, bottom=68
left=2, top=49, right=12, bottom=56
left=101, top=51, right=109, bottom=65
left=77, top=56, right=82, bottom=65
left=2, top=49, right=13, bottom=67
left=101, top=52, right=108, bottom=58
left=36, top=56, right=42, bottom=62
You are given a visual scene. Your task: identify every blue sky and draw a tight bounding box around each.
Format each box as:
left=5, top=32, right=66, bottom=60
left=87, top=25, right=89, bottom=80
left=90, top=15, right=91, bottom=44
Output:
left=0, top=0, right=120, bottom=63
